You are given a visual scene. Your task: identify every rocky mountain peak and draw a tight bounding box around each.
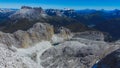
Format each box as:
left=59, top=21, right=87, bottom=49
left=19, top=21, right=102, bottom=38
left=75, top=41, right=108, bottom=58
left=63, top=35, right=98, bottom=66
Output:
left=0, top=22, right=54, bottom=48
left=21, top=6, right=32, bottom=9
left=9, top=6, right=46, bottom=21
left=0, top=22, right=72, bottom=48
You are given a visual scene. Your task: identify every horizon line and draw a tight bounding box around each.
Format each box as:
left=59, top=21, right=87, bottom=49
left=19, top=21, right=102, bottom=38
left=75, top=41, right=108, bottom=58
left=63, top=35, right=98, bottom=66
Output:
left=1, top=7, right=120, bottom=11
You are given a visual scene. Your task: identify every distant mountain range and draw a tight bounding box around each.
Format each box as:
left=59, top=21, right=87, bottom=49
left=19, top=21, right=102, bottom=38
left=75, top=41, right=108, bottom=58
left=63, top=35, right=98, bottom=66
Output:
left=0, top=6, right=120, bottom=41
left=0, top=6, right=120, bottom=68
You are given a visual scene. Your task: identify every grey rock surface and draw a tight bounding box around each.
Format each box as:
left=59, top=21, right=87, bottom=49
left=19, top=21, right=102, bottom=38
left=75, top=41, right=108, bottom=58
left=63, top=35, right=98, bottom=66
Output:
left=73, top=31, right=105, bottom=41
left=0, top=22, right=54, bottom=48
left=9, top=6, right=47, bottom=21
left=40, top=38, right=118, bottom=68
left=0, top=46, right=37, bottom=68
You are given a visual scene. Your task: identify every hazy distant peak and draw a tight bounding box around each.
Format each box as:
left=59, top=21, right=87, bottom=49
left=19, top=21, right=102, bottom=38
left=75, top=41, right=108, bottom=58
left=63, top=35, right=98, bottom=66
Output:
left=21, top=6, right=32, bottom=9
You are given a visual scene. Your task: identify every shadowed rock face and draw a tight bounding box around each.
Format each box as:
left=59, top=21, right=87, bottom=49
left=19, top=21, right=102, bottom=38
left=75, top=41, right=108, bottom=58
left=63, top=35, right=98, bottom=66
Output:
left=21, top=6, right=33, bottom=9
left=0, top=22, right=54, bottom=48
left=95, top=49, right=120, bottom=68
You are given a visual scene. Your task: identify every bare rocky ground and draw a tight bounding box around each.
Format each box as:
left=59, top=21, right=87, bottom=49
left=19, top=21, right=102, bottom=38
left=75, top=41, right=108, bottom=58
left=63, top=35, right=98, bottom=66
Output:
left=0, top=22, right=120, bottom=68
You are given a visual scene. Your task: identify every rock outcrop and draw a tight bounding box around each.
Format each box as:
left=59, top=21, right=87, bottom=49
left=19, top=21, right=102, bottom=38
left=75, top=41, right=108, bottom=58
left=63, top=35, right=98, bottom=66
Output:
left=57, top=27, right=72, bottom=39
left=73, top=31, right=105, bottom=41
left=40, top=38, right=117, bottom=68
left=52, top=27, right=72, bottom=43
left=0, top=22, right=54, bottom=48
left=95, top=49, right=120, bottom=68
left=0, top=22, right=72, bottom=48
left=0, top=22, right=119, bottom=68
left=0, top=46, right=37, bottom=68
left=0, top=41, right=53, bottom=68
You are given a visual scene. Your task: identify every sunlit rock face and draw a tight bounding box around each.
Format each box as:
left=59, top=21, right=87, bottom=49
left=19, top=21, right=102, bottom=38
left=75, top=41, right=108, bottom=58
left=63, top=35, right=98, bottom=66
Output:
left=0, top=41, right=52, bottom=68
left=15, top=41, right=53, bottom=68
left=0, top=22, right=54, bottom=48
left=40, top=39, right=116, bottom=68
left=0, top=21, right=119, bottom=68
left=9, top=6, right=47, bottom=21
left=57, top=27, right=72, bottom=39
left=52, top=27, right=72, bottom=43
left=95, top=49, right=120, bottom=68
left=0, top=22, right=73, bottom=48
left=14, top=23, right=54, bottom=48
left=0, top=45, right=37, bottom=68
left=0, top=32, right=17, bottom=46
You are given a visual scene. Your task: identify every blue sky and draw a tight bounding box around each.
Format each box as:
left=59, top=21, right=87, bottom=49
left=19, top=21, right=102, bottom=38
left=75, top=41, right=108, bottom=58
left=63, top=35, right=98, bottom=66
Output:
left=0, top=0, right=120, bottom=10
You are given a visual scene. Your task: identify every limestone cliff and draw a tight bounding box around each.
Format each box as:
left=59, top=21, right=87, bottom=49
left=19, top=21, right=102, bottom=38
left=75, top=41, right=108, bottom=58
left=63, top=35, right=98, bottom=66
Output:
left=51, top=27, right=72, bottom=43
left=0, top=22, right=54, bottom=48
left=0, top=22, right=72, bottom=48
